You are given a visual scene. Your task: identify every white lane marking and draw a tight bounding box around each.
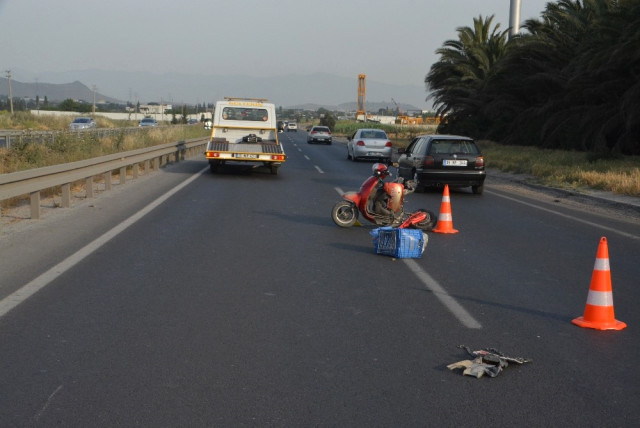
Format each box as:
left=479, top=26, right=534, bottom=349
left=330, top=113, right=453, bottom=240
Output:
left=486, top=190, right=640, bottom=240
left=34, top=384, right=63, bottom=421
left=304, top=155, right=310, bottom=161
left=315, top=166, right=324, bottom=174
left=0, top=166, right=209, bottom=319
left=403, top=259, right=482, bottom=329
left=331, top=186, right=480, bottom=329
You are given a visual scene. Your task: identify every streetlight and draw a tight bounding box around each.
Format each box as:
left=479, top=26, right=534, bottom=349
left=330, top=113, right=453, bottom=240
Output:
left=509, top=0, right=522, bottom=38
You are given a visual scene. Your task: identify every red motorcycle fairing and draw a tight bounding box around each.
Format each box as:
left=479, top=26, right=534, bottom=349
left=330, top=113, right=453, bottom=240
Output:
left=352, top=176, right=381, bottom=216
left=383, top=182, right=404, bottom=212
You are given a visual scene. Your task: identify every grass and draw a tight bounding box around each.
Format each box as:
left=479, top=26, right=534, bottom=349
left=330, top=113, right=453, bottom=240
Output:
left=0, top=111, right=210, bottom=174
left=478, top=140, right=640, bottom=196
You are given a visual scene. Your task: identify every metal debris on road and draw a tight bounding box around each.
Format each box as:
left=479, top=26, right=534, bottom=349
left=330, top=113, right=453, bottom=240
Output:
left=447, top=345, right=533, bottom=379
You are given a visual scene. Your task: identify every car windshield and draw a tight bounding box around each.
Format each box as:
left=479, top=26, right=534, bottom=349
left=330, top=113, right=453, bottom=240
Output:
left=315, top=127, right=329, bottom=132
left=73, top=118, right=90, bottom=123
left=429, top=140, right=479, bottom=155
left=222, top=107, right=268, bottom=122
left=142, top=119, right=155, bottom=123
left=361, top=130, right=387, bottom=139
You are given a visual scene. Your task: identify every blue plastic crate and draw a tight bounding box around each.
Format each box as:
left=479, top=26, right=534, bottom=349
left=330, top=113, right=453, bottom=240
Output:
left=370, top=227, right=427, bottom=258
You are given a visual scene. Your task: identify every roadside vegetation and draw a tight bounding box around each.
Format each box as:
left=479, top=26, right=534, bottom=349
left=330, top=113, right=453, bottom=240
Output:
left=425, top=0, right=640, bottom=156
left=0, top=112, right=209, bottom=174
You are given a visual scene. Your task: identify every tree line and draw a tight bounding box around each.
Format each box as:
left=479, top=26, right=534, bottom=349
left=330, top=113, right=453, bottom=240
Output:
left=426, top=0, right=640, bottom=155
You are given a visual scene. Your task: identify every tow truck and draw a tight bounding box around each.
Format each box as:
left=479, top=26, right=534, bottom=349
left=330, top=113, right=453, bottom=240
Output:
left=205, top=97, right=286, bottom=175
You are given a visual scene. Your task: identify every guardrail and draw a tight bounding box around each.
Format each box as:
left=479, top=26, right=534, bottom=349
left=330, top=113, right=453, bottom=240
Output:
left=0, top=137, right=208, bottom=220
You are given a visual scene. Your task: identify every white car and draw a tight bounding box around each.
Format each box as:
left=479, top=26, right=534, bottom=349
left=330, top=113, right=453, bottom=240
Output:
left=307, top=126, right=332, bottom=144
left=347, top=128, right=392, bottom=162
left=286, top=122, right=297, bottom=132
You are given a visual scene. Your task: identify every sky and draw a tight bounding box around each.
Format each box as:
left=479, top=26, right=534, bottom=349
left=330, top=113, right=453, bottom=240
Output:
left=0, top=0, right=549, bottom=102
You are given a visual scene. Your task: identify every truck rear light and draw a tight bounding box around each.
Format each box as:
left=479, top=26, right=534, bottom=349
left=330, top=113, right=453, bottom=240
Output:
left=357, top=140, right=365, bottom=146
left=475, top=155, right=485, bottom=167
left=271, top=155, right=285, bottom=161
left=385, top=141, right=392, bottom=147
left=207, top=151, right=220, bottom=158
left=424, top=156, right=435, bottom=166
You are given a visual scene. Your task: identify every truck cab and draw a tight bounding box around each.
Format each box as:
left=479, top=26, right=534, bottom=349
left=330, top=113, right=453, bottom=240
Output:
left=205, top=97, right=286, bottom=175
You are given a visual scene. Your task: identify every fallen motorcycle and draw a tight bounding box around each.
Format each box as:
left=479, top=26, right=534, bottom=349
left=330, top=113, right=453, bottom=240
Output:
left=331, top=163, right=436, bottom=231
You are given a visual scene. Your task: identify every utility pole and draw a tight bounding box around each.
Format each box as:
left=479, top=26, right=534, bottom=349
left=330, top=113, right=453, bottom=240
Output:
left=35, top=77, right=40, bottom=114
left=509, top=0, right=522, bottom=38
left=5, top=70, right=14, bottom=114
left=92, top=84, right=97, bottom=114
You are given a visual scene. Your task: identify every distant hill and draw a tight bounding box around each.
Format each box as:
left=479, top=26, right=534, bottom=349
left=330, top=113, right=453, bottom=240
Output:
left=0, top=78, right=122, bottom=104
left=5, top=69, right=433, bottom=110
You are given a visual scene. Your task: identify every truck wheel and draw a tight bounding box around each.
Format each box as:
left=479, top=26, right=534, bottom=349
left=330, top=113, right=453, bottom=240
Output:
left=270, top=165, right=279, bottom=175
left=332, top=201, right=358, bottom=227
left=209, top=161, right=220, bottom=173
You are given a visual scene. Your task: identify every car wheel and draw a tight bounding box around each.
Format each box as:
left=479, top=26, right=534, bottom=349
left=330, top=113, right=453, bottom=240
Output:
left=472, top=184, right=484, bottom=195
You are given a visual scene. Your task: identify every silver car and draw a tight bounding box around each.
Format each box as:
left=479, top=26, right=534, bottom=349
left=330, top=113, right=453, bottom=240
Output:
left=139, top=117, right=158, bottom=127
left=347, top=128, right=392, bottom=162
left=69, top=117, right=96, bottom=130
left=307, top=126, right=332, bottom=144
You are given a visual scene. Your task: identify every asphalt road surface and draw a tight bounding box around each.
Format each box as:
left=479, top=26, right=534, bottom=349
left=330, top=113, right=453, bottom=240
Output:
left=1, top=131, right=640, bottom=426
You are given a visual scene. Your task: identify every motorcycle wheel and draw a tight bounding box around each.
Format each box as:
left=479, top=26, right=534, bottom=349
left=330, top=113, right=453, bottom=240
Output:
left=415, top=209, right=436, bottom=231
left=332, top=201, right=359, bottom=227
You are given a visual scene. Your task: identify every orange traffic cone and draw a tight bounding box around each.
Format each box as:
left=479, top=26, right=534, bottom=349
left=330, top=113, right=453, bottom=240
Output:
left=432, top=184, right=459, bottom=234
left=572, top=237, right=626, bottom=330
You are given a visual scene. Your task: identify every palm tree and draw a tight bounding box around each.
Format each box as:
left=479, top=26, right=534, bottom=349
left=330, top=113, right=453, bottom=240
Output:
left=425, top=15, right=510, bottom=136
left=482, top=0, right=640, bottom=154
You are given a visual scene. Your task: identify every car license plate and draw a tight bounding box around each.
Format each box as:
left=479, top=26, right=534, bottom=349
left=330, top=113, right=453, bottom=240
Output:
left=235, top=153, right=259, bottom=159
left=368, top=152, right=382, bottom=156
left=443, top=159, right=467, bottom=166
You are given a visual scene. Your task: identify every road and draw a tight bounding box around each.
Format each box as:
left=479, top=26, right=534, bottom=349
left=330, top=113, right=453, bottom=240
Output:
left=1, top=131, right=640, bottom=426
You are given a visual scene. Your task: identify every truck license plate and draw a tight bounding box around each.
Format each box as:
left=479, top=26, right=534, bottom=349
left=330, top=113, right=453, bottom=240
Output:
left=235, top=153, right=259, bottom=159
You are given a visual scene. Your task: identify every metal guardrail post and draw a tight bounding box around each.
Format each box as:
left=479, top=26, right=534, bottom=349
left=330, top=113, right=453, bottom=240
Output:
left=62, top=183, right=71, bottom=208
left=104, top=172, right=112, bottom=191
left=86, top=177, right=94, bottom=198
left=119, top=167, right=126, bottom=185
left=30, top=192, right=40, bottom=219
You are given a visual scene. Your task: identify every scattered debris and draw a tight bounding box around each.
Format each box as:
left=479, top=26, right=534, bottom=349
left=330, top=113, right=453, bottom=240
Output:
left=447, top=345, right=533, bottom=379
